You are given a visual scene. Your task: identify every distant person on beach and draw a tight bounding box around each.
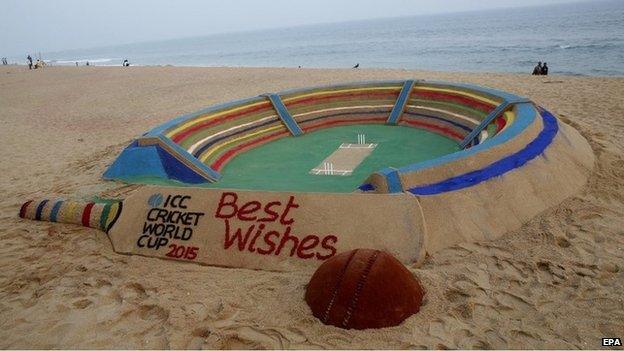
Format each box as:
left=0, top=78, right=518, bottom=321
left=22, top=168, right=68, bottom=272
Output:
left=541, top=62, right=549, bottom=75
left=353, top=63, right=359, bottom=69
left=2, top=57, right=7, bottom=65
left=27, top=55, right=33, bottom=69
left=532, top=62, right=542, bottom=75
left=86, top=61, right=90, bottom=66
left=75, top=62, right=78, bottom=66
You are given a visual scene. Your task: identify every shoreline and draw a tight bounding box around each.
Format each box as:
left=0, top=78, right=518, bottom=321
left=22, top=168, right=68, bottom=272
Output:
left=1, top=65, right=623, bottom=348
left=4, top=62, right=617, bottom=77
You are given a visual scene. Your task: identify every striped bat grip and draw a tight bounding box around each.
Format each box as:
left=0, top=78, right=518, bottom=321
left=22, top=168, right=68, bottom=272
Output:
left=19, top=198, right=122, bottom=232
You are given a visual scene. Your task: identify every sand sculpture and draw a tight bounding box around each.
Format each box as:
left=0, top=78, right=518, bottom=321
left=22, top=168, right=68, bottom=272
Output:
left=19, top=80, right=594, bottom=271
left=305, top=249, right=425, bottom=329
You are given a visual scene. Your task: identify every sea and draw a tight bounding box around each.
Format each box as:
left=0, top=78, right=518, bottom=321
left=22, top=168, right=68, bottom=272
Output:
left=20, top=0, right=624, bottom=76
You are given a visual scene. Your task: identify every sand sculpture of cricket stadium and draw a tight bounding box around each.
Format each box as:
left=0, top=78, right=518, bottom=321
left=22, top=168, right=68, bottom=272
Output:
left=19, top=80, right=594, bottom=271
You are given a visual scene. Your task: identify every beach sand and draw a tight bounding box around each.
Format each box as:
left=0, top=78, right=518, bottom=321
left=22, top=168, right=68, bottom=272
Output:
left=0, top=66, right=623, bottom=349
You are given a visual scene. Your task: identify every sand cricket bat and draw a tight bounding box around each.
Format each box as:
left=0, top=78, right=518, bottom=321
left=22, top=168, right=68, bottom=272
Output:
left=19, top=186, right=425, bottom=271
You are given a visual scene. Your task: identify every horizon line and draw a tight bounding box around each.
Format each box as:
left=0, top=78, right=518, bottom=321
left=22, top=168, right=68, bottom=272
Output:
left=5, top=0, right=599, bottom=58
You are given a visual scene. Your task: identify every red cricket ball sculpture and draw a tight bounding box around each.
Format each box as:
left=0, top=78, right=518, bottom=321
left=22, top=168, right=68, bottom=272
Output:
left=305, top=249, right=425, bottom=329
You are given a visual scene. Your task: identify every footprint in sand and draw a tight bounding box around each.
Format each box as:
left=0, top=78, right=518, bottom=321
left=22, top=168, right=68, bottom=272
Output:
left=183, top=302, right=209, bottom=322
left=556, top=237, right=571, bottom=248
left=120, top=282, right=148, bottom=301
left=138, top=304, right=169, bottom=322
left=72, top=298, right=93, bottom=309
left=536, top=260, right=567, bottom=284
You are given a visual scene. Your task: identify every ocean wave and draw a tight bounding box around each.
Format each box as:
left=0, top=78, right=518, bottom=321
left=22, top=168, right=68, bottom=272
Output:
left=588, top=68, right=624, bottom=76
left=518, top=60, right=538, bottom=65
left=52, top=58, right=119, bottom=64
left=556, top=43, right=618, bottom=50
left=552, top=71, right=586, bottom=76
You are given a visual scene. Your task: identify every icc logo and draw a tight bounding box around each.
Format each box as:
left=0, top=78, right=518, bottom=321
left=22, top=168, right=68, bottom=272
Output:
left=147, top=193, right=191, bottom=208
left=147, top=193, right=164, bottom=208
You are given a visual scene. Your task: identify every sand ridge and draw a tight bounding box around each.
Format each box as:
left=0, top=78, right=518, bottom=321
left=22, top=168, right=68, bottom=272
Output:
left=0, top=66, right=623, bottom=349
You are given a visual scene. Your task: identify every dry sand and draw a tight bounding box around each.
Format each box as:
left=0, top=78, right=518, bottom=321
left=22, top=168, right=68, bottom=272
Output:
left=0, top=65, right=623, bottom=349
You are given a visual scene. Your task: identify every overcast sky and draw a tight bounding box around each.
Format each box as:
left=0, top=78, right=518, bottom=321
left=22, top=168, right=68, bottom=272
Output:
left=1, top=0, right=587, bottom=56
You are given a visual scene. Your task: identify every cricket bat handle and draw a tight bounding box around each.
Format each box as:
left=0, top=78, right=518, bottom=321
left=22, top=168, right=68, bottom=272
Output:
left=19, top=198, right=122, bottom=232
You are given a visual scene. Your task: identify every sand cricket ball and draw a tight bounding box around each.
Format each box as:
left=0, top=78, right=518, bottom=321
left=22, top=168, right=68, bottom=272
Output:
left=305, top=249, right=424, bottom=329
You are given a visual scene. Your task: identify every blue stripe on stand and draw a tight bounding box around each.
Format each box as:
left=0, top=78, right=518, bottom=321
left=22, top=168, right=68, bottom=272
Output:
left=408, top=109, right=558, bottom=195
left=387, top=80, right=415, bottom=125
left=459, top=101, right=510, bottom=149
left=459, top=97, right=531, bottom=149
left=358, top=183, right=375, bottom=192
left=266, top=94, right=303, bottom=136
left=378, top=167, right=403, bottom=193
left=156, top=135, right=221, bottom=181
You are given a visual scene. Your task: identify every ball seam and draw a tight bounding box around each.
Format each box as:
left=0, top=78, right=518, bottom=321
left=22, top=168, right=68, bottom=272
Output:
left=341, top=250, right=380, bottom=328
left=322, top=249, right=358, bottom=324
